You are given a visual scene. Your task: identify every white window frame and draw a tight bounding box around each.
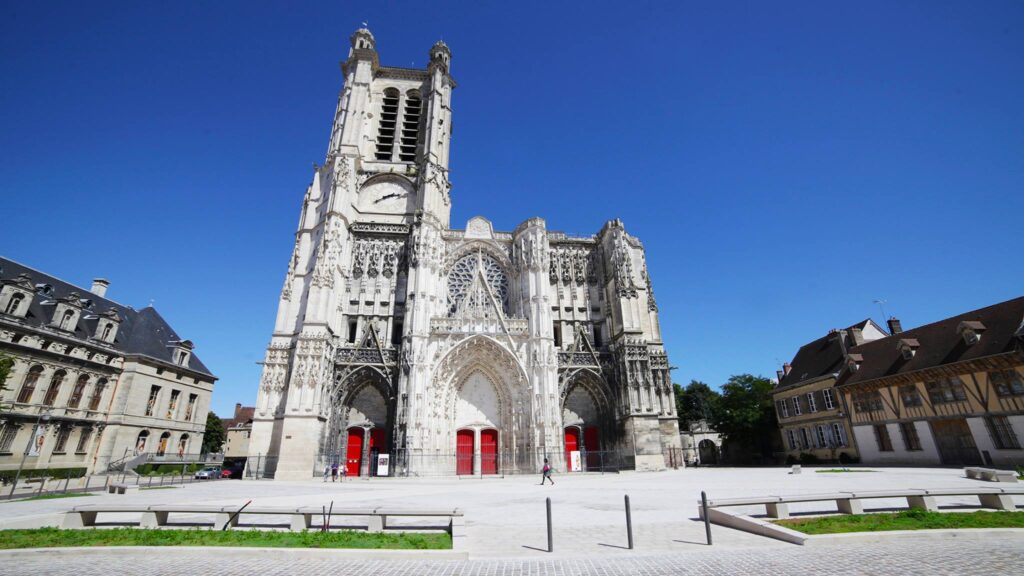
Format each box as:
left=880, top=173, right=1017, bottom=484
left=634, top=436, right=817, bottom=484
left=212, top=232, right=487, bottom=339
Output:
left=822, top=388, right=835, bottom=410
left=799, top=428, right=810, bottom=449
left=778, top=399, right=789, bottom=419
left=806, top=392, right=817, bottom=413
left=831, top=423, right=846, bottom=447
left=815, top=425, right=827, bottom=447
left=786, top=429, right=797, bottom=450
left=792, top=396, right=802, bottom=416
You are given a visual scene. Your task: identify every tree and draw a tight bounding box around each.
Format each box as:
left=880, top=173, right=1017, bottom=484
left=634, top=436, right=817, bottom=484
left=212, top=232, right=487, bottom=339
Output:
left=201, top=412, right=226, bottom=454
left=674, top=380, right=720, bottom=430
left=708, top=374, right=778, bottom=464
left=0, top=353, right=13, bottom=411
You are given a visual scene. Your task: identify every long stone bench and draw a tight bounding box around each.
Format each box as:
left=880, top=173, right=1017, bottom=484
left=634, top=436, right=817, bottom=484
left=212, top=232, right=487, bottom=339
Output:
left=700, top=486, right=1024, bottom=519
left=62, top=504, right=465, bottom=537
left=107, top=483, right=140, bottom=495
left=965, top=467, right=1019, bottom=483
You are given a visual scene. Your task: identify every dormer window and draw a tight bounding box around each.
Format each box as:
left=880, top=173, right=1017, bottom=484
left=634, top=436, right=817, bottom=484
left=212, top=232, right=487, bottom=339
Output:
left=897, top=338, right=920, bottom=360
left=4, top=292, right=24, bottom=315
left=169, top=340, right=194, bottom=367
left=847, top=353, right=863, bottom=372
left=957, top=321, right=986, bottom=346
left=0, top=274, right=34, bottom=318
left=58, top=309, right=75, bottom=330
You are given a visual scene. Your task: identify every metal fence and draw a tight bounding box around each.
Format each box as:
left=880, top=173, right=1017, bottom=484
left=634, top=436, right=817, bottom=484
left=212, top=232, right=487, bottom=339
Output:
left=0, top=470, right=224, bottom=502
left=309, top=448, right=629, bottom=478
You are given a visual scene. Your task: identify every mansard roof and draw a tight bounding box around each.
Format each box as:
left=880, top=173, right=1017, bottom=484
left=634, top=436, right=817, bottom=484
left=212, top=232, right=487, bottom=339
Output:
left=0, top=256, right=215, bottom=378
left=775, top=319, right=877, bottom=391
left=839, top=296, right=1024, bottom=388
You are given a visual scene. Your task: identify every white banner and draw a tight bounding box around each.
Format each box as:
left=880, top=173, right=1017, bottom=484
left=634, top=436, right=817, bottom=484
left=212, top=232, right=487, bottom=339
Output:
left=376, top=453, right=390, bottom=476
left=569, top=450, right=582, bottom=472
left=27, top=425, right=45, bottom=457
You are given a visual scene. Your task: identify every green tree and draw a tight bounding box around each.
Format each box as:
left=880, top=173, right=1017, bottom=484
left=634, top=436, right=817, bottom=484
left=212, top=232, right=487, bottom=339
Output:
left=709, top=374, right=778, bottom=464
left=674, top=380, right=720, bottom=430
left=201, top=412, right=226, bottom=454
left=0, top=353, right=14, bottom=411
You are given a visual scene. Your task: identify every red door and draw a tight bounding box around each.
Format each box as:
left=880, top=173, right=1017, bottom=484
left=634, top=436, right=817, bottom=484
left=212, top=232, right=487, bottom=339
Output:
left=346, top=427, right=364, bottom=477
left=584, top=426, right=601, bottom=470
left=564, top=427, right=580, bottom=471
left=369, top=428, right=387, bottom=452
left=480, top=429, right=498, bottom=475
left=456, top=430, right=474, bottom=475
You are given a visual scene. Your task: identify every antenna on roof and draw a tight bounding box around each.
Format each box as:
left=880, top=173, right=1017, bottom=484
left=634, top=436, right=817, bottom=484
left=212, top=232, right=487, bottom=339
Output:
left=148, top=299, right=155, bottom=308
left=873, top=299, right=887, bottom=322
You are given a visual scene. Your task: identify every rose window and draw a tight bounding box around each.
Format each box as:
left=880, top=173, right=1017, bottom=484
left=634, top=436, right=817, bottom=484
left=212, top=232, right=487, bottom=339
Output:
left=447, top=253, right=509, bottom=316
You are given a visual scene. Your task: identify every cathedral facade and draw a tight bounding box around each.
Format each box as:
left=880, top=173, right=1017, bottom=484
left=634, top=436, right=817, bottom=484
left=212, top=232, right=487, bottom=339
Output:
left=249, top=28, right=680, bottom=480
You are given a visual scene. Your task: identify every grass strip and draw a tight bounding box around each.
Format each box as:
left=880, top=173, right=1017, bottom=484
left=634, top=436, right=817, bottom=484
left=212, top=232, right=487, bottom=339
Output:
left=814, top=469, right=877, bottom=473
left=4, top=493, right=96, bottom=503
left=0, top=527, right=451, bottom=550
left=776, top=509, right=1024, bottom=534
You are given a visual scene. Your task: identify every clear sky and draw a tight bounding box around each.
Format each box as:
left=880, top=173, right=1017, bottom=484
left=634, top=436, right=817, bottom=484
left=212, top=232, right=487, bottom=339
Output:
left=2, top=1, right=1022, bottom=416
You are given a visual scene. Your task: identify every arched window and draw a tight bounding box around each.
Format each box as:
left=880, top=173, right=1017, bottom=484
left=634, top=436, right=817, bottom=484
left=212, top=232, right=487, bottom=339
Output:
left=59, top=309, right=75, bottom=331
left=4, top=293, right=24, bottom=315
left=88, top=378, right=107, bottom=411
left=42, top=370, right=67, bottom=406
left=157, top=431, right=171, bottom=456
left=101, top=323, right=113, bottom=341
left=68, top=374, right=89, bottom=408
left=398, top=89, right=423, bottom=162
left=136, top=430, right=150, bottom=453
left=17, top=365, right=43, bottom=403
left=177, top=434, right=189, bottom=457
left=375, top=88, right=400, bottom=161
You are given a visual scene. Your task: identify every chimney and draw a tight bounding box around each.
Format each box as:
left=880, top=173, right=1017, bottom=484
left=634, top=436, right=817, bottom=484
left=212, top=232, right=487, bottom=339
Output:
left=887, top=317, right=903, bottom=335
left=849, top=327, right=865, bottom=346
left=776, top=369, right=785, bottom=382
left=783, top=362, right=792, bottom=376
left=90, top=278, right=109, bottom=298
left=234, top=403, right=242, bottom=419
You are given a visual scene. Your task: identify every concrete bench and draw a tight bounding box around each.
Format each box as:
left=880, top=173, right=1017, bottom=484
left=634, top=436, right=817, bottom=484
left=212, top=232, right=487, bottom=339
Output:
left=107, top=483, right=140, bottom=495
left=965, top=467, right=1019, bottom=483
left=63, top=504, right=464, bottom=536
left=699, top=486, right=1024, bottom=520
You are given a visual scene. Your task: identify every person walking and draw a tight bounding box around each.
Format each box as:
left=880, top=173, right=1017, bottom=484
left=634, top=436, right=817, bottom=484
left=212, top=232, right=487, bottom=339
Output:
left=330, top=463, right=339, bottom=482
left=540, top=458, right=555, bottom=485
left=323, top=465, right=330, bottom=482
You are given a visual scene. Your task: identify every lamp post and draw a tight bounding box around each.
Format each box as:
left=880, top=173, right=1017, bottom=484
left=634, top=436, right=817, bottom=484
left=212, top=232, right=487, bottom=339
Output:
left=9, top=410, right=51, bottom=498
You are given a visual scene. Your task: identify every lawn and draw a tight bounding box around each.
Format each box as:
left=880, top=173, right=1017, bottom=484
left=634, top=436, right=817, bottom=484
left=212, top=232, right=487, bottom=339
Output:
left=0, top=527, right=451, bottom=550
left=3, top=492, right=96, bottom=503
left=776, top=509, right=1024, bottom=534
left=814, top=469, right=877, bottom=473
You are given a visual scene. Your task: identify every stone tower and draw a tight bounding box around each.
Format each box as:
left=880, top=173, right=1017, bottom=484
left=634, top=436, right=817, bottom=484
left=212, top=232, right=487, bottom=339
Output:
left=249, top=28, right=680, bottom=480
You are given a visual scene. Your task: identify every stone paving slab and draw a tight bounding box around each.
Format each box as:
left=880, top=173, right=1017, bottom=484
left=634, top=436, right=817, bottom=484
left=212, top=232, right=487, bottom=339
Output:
left=1, top=539, right=1022, bottom=575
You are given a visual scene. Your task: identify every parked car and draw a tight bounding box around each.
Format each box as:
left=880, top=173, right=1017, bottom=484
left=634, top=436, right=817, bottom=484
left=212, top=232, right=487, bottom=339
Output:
left=221, top=465, right=243, bottom=479
left=194, top=466, right=222, bottom=480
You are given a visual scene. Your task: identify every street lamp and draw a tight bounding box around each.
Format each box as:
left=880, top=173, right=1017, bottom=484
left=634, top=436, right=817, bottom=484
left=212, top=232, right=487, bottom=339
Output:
left=8, top=410, right=51, bottom=498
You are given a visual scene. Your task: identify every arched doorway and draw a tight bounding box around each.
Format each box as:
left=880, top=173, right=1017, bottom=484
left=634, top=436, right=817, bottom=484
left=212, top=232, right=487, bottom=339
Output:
left=561, top=371, right=612, bottom=471
left=345, top=427, right=364, bottom=476
left=456, top=429, right=474, bottom=475
left=698, top=439, right=718, bottom=465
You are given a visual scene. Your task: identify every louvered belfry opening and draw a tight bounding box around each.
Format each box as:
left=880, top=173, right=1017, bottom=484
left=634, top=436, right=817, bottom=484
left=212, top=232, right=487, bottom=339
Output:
left=399, top=90, right=422, bottom=162
left=375, top=88, right=400, bottom=160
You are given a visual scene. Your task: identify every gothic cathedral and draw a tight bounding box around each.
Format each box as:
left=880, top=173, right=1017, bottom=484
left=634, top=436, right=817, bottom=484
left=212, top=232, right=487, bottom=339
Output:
left=249, top=28, right=681, bottom=479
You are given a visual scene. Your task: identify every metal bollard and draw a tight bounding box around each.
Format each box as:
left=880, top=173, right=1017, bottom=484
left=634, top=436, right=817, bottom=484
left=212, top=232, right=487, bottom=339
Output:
left=701, top=491, right=712, bottom=546
left=625, top=494, right=634, bottom=549
left=546, top=497, right=553, bottom=552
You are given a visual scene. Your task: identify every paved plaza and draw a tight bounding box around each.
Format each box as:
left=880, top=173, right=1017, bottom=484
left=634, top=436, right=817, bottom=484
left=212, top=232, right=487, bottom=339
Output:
left=0, top=467, right=1022, bottom=574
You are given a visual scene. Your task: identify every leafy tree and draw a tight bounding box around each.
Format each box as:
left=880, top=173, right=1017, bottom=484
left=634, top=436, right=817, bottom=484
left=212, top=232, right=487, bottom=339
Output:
left=674, top=380, right=720, bottom=430
left=708, top=374, right=778, bottom=464
left=201, top=412, right=226, bottom=454
left=0, top=353, right=13, bottom=411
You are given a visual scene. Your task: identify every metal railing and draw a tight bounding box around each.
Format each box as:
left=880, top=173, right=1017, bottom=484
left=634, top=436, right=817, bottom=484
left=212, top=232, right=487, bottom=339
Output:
left=310, top=449, right=627, bottom=478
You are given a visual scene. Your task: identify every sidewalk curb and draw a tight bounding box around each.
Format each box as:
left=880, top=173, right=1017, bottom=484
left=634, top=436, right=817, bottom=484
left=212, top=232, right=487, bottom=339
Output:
left=0, top=546, right=468, bottom=561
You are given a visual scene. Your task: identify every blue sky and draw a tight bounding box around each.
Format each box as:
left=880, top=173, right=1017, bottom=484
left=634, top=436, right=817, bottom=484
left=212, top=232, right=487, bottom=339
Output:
left=2, top=1, right=1022, bottom=415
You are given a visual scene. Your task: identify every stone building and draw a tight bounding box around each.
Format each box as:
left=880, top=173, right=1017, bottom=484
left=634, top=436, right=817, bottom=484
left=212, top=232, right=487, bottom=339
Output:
left=0, top=257, right=216, bottom=476
left=838, top=297, right=1024, bottom=467
left=772, top=320, right=888, bottom=463
left=250, top=28, right=680, bottom=479
left=222, top=403, right=254, bottom=459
